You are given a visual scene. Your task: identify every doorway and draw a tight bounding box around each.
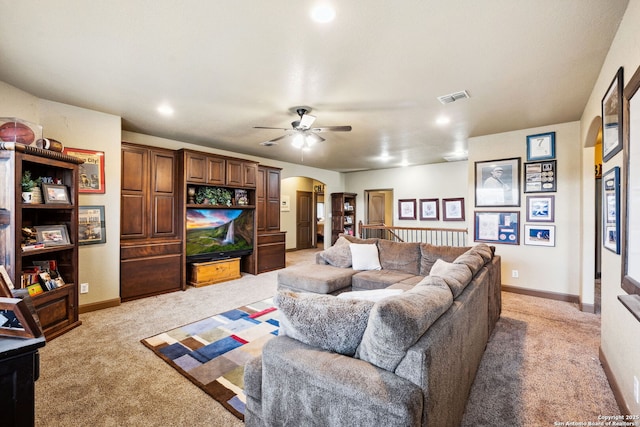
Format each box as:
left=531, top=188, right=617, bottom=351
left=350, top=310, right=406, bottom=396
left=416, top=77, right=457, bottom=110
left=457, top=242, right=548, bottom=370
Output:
left=364, top=189, right=394, bottom=238
left=296, top=190, right=313, bottom=249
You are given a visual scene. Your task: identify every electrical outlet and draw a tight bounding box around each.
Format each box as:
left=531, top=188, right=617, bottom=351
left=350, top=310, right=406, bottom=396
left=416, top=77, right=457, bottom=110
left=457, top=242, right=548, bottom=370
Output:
left=80, top=283, right=89, bottom=294
left=634, top=376, right=639, bottom=404
left=511, top=270, right=519, bottom=278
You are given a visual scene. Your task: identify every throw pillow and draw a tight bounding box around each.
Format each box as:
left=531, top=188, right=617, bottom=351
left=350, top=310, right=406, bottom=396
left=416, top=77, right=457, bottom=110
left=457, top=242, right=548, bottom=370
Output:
left=350, top=243, right=382, bottom=270
left=427, top=258, right=473, bottom=298
left=356, top=278, right=453, bottom=371
left=319, top=236, right=353, bottom=268
left=337, top=289, right=404, bottom=302
left=274, top=290, right=374, bottom=356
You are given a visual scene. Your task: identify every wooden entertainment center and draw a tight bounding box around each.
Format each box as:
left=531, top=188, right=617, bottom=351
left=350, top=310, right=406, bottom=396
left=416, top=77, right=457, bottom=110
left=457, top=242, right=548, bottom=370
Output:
left=120, top=143, right=285, bottom=301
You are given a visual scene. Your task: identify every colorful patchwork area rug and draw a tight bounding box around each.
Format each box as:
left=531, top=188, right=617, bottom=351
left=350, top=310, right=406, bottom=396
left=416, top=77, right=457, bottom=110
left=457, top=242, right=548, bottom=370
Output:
left=141, top=298, right=279, bottom=420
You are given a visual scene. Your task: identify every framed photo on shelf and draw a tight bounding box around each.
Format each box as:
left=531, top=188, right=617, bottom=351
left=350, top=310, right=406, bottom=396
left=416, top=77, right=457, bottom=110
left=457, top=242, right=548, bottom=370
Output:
left=79, top=205, right=106, bottom=245
left=63, top=147, right=106, bottom=193
left=603, top=166, right=620, bottom=254
left=524, top=224, right=556, bottom=247
left=34, top=225, right=70, bottom=247
left=474, top=211, right=520, bottom=245
left=526, top=195, right=555, bottom=222
left=442, top=198, right=465, bottom=221
left=419, top=198, right=439, bottom=221
left=524, top=160, right=557, bottom=193
left=526, top=132, right=556, bottom=161
left=474, top=158, right=520, bottom=207
left=0, top=297, right=42, bottom=338
left=398, top=199, right=417, bottom=220
left=601, top=67, right=624, bottom=163
left=42, top=183, right=70, bottom=204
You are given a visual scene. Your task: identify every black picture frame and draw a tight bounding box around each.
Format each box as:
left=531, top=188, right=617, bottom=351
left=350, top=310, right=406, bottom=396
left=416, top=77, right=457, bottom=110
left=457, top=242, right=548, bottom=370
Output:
left=474, top=158, right=521, bottom=207
left=603, top=166, right=620, bottom=254
left=78, top=206, right=106, bottom=245
left=474, top=211, right=520, bottom=245
left=34, top=225, right=70, bottom=246
left=602, top=67, right=624, bottom=163
left=524, top=160, right=557, bottom=193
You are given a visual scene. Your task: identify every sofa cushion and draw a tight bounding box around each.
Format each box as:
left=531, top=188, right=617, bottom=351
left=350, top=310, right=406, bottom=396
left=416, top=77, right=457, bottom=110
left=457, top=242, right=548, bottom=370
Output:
left=351, top=269, right=415, bottom=291
left=419, top=243, right=471, bottom=275
left=274, top=290, right=374, bottom=356
left=319, top=236, right=353, bottom=267
left=377, top=240, right=421, bottom=275
left=278, top=264, right=357, bottom=295
left=453, top=251, right=485, bottom=275
left=469, top=243, right=495, bottom=263
left=356, top=276, right=454, bottom=371
left=350, top=243, right=382, bottom=270
left=340, top=233, right=379, bottom=245
left=428, top=258, right=473, bottom=298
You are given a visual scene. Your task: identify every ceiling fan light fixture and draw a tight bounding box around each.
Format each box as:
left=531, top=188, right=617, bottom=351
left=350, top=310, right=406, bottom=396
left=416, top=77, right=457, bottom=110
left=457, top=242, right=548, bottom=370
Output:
left=292, top=134, right=305, bottom=149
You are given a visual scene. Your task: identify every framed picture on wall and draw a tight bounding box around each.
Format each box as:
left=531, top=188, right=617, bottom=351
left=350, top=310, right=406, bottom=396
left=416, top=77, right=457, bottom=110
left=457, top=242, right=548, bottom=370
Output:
left=474, top=211, right=520, bottom=245
left=602, top=67, right=624, bottom=163
left=63, top=147, right=106, bottom=193
left=526, top=132, right=556, bottom=161
left=398, top=199, right=416, bottom=220
left=524, top=224, right=556, bottom=247
left=602, top=166, right=620, bottom=254
left=525, top=195, right=555, bottom=222
left=79, top=206, right=106, bottom=245
left=419, top=198, right=439, bottom=220
left=524, top=160, right=557, bottom=193
left=442, top=198, right=465, bottom=221
left=474, top=158, right=521, bottom=207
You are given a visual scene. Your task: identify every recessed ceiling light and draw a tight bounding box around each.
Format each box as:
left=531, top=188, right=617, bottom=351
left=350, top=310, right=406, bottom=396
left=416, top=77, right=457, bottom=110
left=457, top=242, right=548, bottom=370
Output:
left=311, top=4, right=336, bottom=23
left=157, top=104, right=174, bottom=116
left=436, top=116, right=450, bottom=126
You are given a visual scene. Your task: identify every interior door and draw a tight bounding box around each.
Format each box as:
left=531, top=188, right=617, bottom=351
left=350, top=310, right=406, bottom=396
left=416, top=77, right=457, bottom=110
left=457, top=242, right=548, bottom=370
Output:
left=367, top=191, right=388, bottom=239
left=296, top=190, right=313, bottom=249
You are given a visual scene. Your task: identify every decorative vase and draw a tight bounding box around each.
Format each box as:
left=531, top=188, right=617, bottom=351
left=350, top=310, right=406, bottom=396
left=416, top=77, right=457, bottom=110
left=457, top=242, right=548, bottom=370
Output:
left=21, top=191, right=33, bottom=203
left=187, top=186, right=196, bottom=204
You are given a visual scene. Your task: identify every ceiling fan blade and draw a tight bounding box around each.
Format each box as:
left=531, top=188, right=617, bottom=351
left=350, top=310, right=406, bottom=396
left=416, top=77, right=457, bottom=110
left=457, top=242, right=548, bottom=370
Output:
left=299, top=114, right=316, bottom=128
left=311, top=125, right=352, bottom=132
left=259, top=134, right=290, bottom=146
left=254, top=126, right=290, bottom=131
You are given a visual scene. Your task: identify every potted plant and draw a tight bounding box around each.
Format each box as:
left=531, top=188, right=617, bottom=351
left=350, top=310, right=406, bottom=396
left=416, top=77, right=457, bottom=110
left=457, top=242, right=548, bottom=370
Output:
left=21, top=171, right=40, bottom=203
left=194, top=186, right=232, bottom=206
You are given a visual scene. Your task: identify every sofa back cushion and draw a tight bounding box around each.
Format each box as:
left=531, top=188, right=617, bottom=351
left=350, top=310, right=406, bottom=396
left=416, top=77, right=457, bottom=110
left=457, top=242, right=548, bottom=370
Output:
left=355, top=276, right=454, bottom=371
left=275, top=290, right=374, bottom=356
left=428, top=258, right=473, bottom=298
left=350, top=243, right=382, bottom=270
left=419, top=243, right=471, bottom=275
left=377, top=240, right=421, bottom=275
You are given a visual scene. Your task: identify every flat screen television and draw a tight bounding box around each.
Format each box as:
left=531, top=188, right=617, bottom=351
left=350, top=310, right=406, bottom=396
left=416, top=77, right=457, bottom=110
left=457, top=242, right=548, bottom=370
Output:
left=185, top=208, right=254, bottom=263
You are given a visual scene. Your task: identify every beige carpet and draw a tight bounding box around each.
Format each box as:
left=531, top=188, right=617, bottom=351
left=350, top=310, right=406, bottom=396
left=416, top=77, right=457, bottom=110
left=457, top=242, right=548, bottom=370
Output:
left=34, top=249, right=618, bottom=426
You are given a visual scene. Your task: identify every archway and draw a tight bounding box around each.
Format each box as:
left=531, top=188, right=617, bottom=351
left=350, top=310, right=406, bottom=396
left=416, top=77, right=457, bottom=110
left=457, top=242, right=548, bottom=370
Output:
left=281, top=176, right=327, bottom=250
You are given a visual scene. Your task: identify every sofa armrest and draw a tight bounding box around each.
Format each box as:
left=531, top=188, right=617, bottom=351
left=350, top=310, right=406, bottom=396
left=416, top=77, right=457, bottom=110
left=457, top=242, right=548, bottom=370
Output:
left=258, top=336, right=423, bottom=427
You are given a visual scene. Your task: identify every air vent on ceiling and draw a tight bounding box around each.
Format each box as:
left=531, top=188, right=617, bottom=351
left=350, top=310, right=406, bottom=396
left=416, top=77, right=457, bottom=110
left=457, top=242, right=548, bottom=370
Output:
left=437, top=90, right=470, bottom=105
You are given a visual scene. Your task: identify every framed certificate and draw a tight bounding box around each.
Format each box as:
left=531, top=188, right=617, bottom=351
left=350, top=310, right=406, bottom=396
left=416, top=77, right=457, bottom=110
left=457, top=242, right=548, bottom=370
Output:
left=526, top=132, right=555, bottom=161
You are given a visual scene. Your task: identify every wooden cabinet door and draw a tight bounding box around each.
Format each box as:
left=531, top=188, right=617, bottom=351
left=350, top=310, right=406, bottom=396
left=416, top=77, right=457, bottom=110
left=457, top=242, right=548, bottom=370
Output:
left=207, top=157, right=226, bottom=185
left=121, top=146, right=149, bottom=239
left=184, top=151, right=206, bottom=183
left=150, top=149, right=177, bottom=237
left=266, top=168, right=281, bottom=231
left=243, top=162, right=257, bottom=187
left=256, top=167, right=266, bottom=232
left=226, top=159, right=243, bottom=186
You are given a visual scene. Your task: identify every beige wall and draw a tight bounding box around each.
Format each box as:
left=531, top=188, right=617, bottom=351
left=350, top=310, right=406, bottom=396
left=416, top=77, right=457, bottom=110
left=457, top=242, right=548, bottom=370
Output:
left=580, top=0, right=640, bottom=413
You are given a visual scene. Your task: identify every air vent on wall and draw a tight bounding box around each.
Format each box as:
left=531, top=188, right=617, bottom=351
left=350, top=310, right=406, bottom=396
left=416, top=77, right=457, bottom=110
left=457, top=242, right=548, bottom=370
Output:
left=437, top=90, right=470, bottom=105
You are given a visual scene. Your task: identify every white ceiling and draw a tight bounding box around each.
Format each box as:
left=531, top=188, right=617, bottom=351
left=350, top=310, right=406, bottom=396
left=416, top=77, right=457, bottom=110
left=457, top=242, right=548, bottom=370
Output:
left=0, top=1, right=629, bottom=172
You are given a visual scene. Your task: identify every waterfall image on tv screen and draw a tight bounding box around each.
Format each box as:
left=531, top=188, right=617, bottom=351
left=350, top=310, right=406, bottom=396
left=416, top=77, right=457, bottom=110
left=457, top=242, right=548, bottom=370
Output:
left=186, top=209, right=254, bottom=260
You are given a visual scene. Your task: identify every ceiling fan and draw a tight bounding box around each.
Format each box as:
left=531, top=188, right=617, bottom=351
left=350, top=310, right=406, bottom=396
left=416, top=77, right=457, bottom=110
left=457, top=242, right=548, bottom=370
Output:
left=255, top=107, right=352, bottom=149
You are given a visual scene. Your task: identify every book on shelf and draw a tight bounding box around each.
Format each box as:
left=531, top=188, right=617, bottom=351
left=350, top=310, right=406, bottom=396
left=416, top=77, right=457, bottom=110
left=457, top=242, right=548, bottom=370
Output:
left=22, top=242, right=45, bottom=251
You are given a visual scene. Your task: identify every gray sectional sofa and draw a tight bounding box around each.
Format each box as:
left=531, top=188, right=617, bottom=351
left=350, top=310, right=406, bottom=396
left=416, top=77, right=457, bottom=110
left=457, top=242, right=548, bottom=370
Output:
left=244, top=235, right=502, bottom=427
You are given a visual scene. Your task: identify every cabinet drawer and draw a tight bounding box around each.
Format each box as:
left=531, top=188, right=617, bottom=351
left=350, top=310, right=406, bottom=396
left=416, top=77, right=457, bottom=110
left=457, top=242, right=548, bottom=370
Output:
left=258, top=232, right=286, bottom=245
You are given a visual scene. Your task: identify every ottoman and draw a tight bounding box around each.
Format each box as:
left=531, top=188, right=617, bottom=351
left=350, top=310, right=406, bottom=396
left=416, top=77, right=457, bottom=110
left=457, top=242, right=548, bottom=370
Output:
left=277, top=264, right=357, bottom=295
